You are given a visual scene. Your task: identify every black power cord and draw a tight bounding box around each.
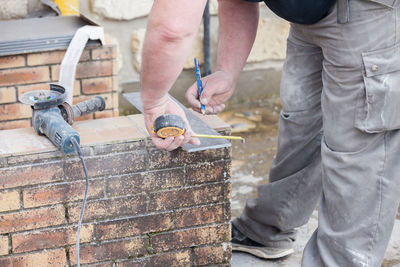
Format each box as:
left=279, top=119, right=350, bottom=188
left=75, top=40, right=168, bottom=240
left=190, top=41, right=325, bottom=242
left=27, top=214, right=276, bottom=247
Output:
left=71, top=137, right=89, bottom=267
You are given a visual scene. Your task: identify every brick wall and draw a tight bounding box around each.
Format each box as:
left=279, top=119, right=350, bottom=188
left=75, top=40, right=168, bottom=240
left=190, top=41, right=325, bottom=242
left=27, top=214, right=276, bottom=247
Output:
left=0, top=114, right=232, bottom=266
left=0, top=37, right=119, bottom=131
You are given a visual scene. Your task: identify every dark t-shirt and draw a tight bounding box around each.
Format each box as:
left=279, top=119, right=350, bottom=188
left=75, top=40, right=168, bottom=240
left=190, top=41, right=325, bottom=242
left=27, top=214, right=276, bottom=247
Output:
left=244, top=0, right=335, bottom=25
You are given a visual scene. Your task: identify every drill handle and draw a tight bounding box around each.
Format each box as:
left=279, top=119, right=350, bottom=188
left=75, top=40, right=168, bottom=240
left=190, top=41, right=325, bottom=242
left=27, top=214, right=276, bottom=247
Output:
left=73, top=96, right=106, bottom=118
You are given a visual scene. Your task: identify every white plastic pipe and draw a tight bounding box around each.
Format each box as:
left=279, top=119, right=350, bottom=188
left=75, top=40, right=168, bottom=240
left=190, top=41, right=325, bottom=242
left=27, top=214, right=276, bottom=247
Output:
left=59, top=25, right=105, bottom=106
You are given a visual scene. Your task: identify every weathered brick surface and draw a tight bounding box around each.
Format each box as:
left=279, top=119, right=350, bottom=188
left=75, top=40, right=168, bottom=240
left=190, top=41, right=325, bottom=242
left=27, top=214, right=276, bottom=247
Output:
left=119, top=250, right=191, bottom=267
left=68, top=195, right=147, bottom=223
left=0, top=117, right=232, bottom=265
left=0, top=87, right=16, bottom=104
left=27, top=50, right=90, bottom=66
left=51, top=60, right=113, bottom=81
left=0, top=102, right=32, bottom=121
left=0, top=235, right=8, bottom=256
left=12, top=224, right=93, bottom=253
left=0, top=190, right=20, bottom=212
left=23, top=179, right=105, bottom=208
left=186, top=160, right=231, bottom=185
left=0, top=66, right=49, bottom=87
left=92, top=46, right=117, bottom=60
left=149, top=183, right=225, bottom=211
left=0, top=161, right=63, bottom=190
left=193, top=244, right=232, bottom=266
left=152, top=224, right=230, bottom=253
left=0, top=55, right=25, bottom=69
left=65, top=150, right=147, bottom=179
left=0, top=248, right=67, bottom=266
left=69, top=237, right=148, bottom=265
left=82, top=76, right=113, bottom=94
left=106, top=167, right=185, bottom=196
left=175, top=204, right=225, bottom=228
left=96, top=213, right=174, bottom=240
left=7, top=151, right=63, bottom=166
left=148, top=147, right=231, bottom=170
left=0, top=205, right=65, bottom=234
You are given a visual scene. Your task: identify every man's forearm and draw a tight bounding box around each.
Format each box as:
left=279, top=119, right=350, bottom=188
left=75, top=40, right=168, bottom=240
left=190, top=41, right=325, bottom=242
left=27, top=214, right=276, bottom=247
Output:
left=217, top=0, right=259, bottom=83
left=141, top=0, right=207, bottom=110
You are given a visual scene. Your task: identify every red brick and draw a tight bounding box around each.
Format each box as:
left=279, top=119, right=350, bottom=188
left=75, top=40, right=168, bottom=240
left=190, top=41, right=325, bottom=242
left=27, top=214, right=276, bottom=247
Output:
left=0, top=66, right=49, bottom=87
left=64, top=151, right=146, bottom=180
left=0, top=55, right=25, bottom=69
left=96, top=213, right=174, bottom=241
left=0, top=235, right=8, bottom=256
left=224, top=181, right=232, bottom=200
left=0, top=161, right=63, bottom=190
left=7, top=151, right=63, bottom=166
left=68, top=195, right=147, bottom=223
left=175, top=204, right=225, bottom=228
left=0, top=103, right=32, bottom=121
left=74, top=79, right=81, bottom=96
left=0, top=87, right=16, bottom=104
left=82, top=77, right=113, bottom=94
left=27, top=50, right=90, bottom=66
left=17, top=83, right=50, bottom=96
left=152, top=224, right=230, bottom=253
left=23, top=179, right=105, bottom=208
left=94, top=109, right=113, bottom=119
left=106, top=168, right=184, bottom=197
left=73, top=112, right=94, bottom=121
left=193, top=244, right=231, bottom=266
left=0, top=119, right=30, bottom=130
left=27, top=51, right=65, bottom=66
left=0, top=205, right=65, bottom=234
left=148, top=183, right=225, bottom=211
left=119, top=250, right=191, bottom=267
left=148, top=147, right=231, bottom=170
left=0, top=248, right=67, bottom=266
left=92, top=46, right=116, bottom=60
left=186, top=160, right=231, bottom=185
left=92, top=141, right=144, bottom=155
left=0, top=190, right=20, bottom=212
left=51, top=60, right=113, bottom=81
left=12, top=224, right=93, bottom=253
left=69, top=237, right=148, bottom=265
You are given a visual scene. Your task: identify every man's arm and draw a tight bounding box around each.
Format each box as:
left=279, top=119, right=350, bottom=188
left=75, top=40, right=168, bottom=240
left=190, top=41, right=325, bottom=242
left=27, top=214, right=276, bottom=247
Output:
left=141, top=0, right=207, bottom=150
left=186, top=0, right=259, bottom=114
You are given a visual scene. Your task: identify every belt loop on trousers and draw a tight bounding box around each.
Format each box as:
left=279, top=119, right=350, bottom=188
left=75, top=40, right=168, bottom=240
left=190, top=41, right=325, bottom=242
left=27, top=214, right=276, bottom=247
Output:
left=337, top=0, right=350, bottom=24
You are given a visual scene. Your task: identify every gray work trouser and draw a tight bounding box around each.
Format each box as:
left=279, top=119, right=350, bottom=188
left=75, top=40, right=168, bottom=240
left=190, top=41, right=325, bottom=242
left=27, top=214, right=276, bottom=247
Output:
left=232, top=0, right=400, bottom=266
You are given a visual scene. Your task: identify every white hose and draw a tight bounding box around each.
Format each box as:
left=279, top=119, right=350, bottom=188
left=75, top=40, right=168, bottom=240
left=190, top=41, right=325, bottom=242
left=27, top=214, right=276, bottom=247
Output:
left=59, top=25, right=105, bottom=106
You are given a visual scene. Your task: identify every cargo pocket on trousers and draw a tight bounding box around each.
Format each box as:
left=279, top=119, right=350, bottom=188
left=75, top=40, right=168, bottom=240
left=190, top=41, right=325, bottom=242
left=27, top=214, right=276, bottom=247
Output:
left=365, top=0, right=397, bottom=8
left=355, top=43, right=400, bottom=133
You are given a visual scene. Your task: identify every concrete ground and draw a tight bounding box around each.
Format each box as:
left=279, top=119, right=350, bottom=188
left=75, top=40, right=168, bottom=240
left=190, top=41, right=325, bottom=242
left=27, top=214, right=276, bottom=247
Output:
left=219, top=103, right=400, bottom=267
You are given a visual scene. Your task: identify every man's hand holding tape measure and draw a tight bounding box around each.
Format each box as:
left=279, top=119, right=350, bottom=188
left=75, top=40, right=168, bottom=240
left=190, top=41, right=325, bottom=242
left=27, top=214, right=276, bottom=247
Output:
left=142, top=95, right=200, bottom=151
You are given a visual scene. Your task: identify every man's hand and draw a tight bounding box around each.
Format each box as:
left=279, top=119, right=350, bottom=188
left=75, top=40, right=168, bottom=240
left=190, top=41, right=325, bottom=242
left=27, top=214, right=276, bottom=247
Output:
left=186, top=70, right=234, bottom=114
left=143, top=96, right=200, bottom=151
